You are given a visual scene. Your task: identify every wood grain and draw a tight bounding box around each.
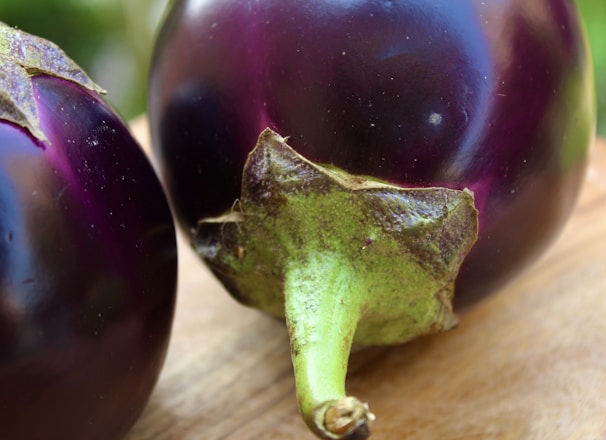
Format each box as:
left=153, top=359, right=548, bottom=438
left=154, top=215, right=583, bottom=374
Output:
left=126, top=119, right=606, bottom=440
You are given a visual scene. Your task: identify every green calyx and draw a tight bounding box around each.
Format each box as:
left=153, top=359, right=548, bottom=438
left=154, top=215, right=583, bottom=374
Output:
left=194, top=129, right=478, bottom=439
left=0, top=22, right=104, bottom=143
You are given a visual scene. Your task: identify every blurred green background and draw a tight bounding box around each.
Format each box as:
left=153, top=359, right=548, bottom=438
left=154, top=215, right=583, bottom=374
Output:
left=577, top=0, right=606, bottom=136
left=1, top=0, right=604, bottom=135
left=0, top=0, right=168, bottom=120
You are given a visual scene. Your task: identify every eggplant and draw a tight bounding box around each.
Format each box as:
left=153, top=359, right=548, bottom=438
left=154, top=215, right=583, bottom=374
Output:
left=147, top=1, right=595, bottom=439
left=0, top=23, right=177, bottom=439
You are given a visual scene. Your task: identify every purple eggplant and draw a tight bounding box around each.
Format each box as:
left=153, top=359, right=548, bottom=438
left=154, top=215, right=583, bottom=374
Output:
left=0, top=23, right=177, bottom=439
left=149, top=0, right=595, bottom=307
left=147, top=1, right=594, bottom=439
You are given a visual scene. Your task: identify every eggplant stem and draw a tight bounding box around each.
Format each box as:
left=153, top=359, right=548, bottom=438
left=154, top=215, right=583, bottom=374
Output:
left=284, top=250, right=374, bottom=439
left=194, top=129, right=479, bottom=440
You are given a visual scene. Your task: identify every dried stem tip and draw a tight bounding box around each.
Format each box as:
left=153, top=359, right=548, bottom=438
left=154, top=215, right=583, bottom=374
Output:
left=323, top=397, right=375, bottom=439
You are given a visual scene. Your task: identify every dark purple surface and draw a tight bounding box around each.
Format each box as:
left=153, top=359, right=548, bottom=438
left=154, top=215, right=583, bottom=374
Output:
left=0, top=76, right=177, bottom=439
left=148, top=0, right=594, bottom=307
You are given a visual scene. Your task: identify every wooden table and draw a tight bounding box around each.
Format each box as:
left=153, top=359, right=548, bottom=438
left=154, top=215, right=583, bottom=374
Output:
left=126, top=120, right=606, bottom=440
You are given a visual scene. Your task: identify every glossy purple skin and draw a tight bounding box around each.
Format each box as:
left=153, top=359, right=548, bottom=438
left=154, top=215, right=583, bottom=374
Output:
left=148, top=0, right=594, bottom=307
left=0, top=76, right=177, bottom=439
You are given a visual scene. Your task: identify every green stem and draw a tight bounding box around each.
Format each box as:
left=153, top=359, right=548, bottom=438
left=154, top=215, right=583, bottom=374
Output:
left=284, top=250, right=374, bottom=440
left=193, top=129, right=478, bottom=440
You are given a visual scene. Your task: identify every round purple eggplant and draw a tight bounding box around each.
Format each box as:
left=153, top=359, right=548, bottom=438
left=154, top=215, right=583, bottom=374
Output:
left=147, top=1, right=594, bottom=439
left=0, top=23, right=177, bottom=439
left=149, top=0, right=594, bottom=305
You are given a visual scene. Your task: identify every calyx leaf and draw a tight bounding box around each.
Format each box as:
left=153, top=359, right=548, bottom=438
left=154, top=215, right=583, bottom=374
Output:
left=0, top=22, right=105, bottom=143
left=194, top=128, right=479, bottom=345
left=194, top=128, right=479, bottom=439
